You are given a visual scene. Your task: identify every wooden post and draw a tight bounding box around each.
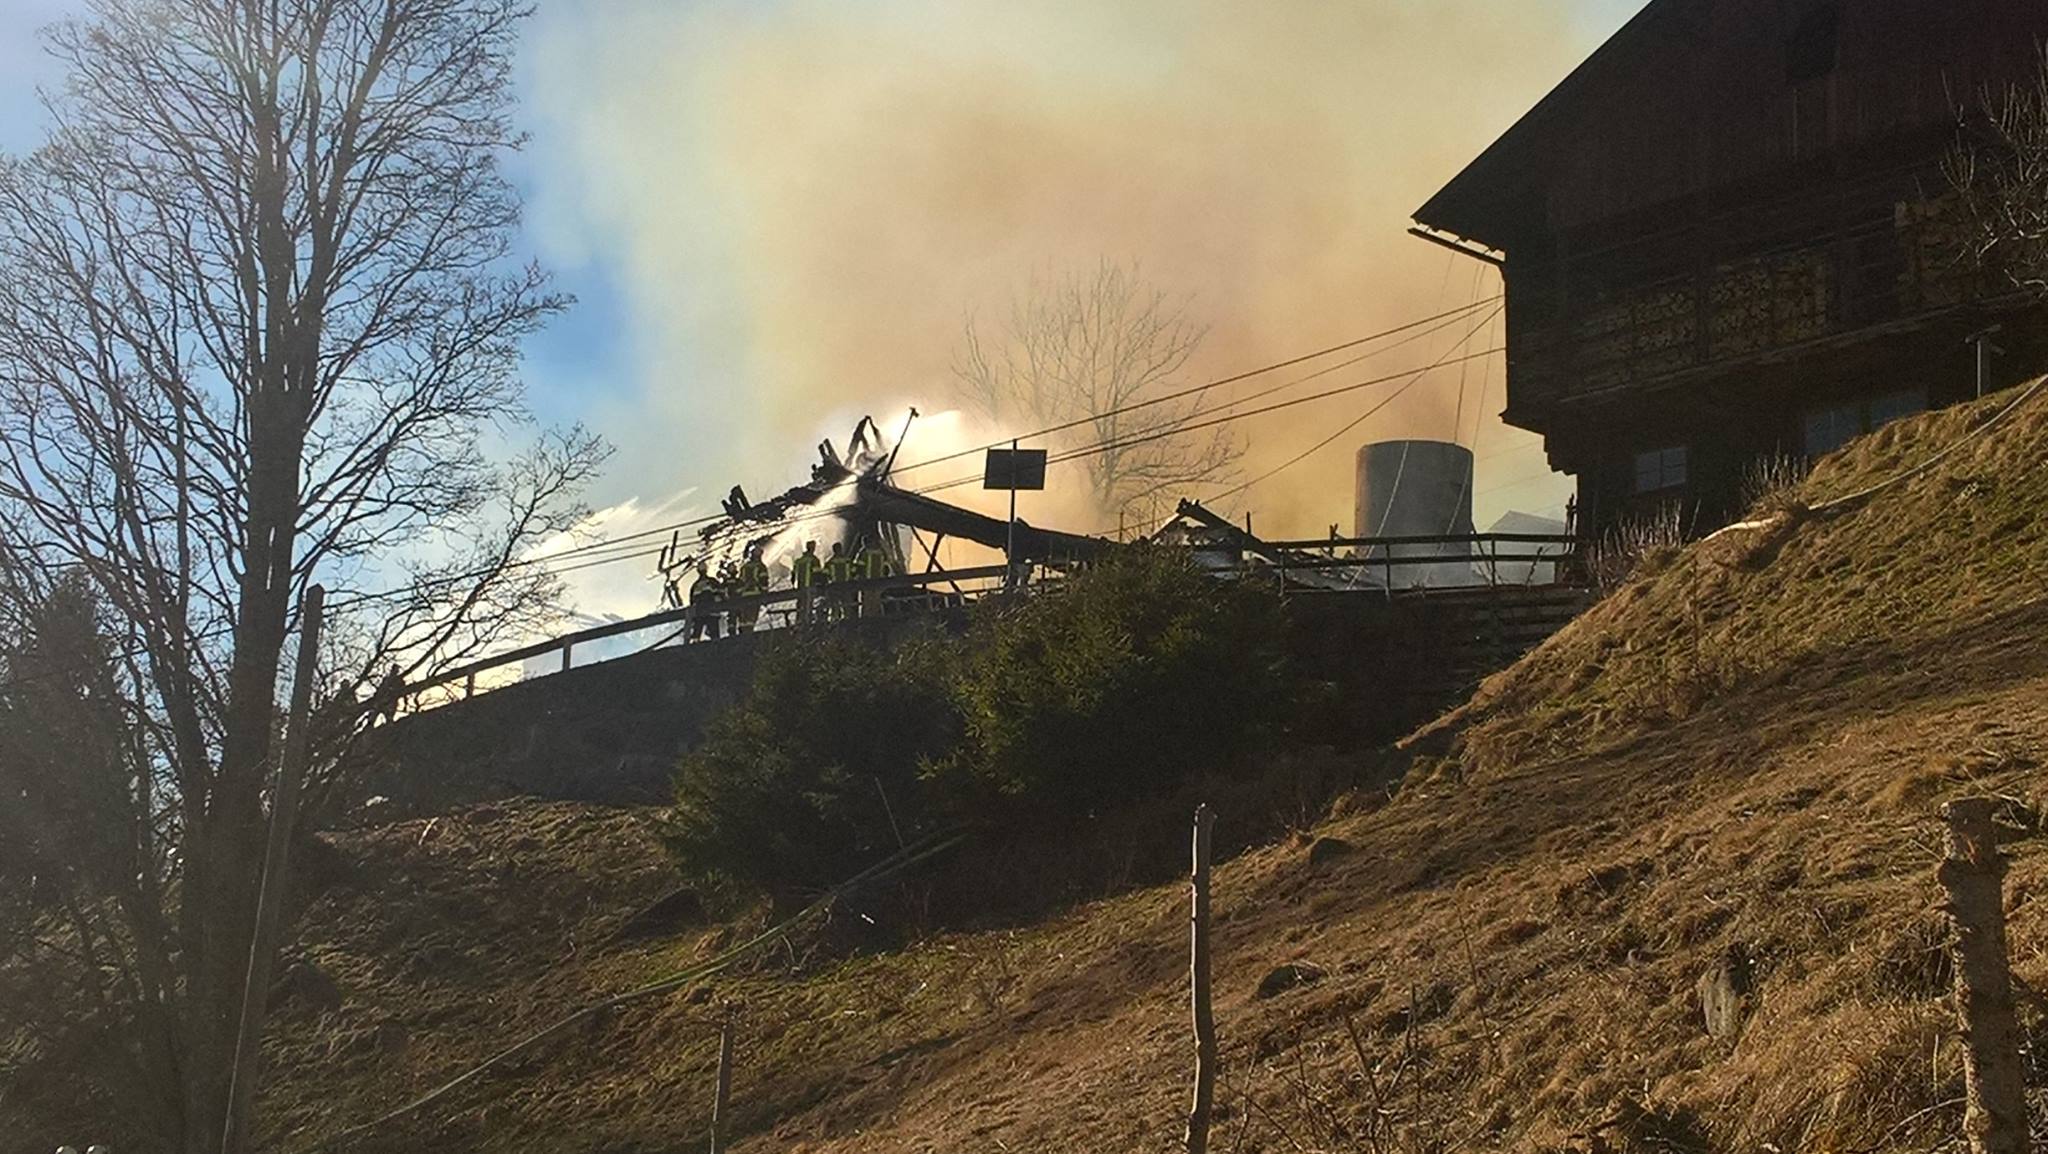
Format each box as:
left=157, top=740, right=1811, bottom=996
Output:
left=1184, top=804, right=1218, bottom=1154
left=1005, top=438, right=1020, bottom=590
left=1939, top=798, right=2029, bottom=1154
left=221, top=584, right=325, bottom=1154
left=709, top=1017, right=735, bottom=1154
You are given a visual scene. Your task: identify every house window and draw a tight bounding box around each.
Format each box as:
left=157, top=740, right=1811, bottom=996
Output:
left=1634, top=445, right=1689, bottom=494
left=1803, top=387, right=1926, bottom=456
left=1803, top=402, right=1860, bottom=457
left=1786, top=3, right=1840, bottom=85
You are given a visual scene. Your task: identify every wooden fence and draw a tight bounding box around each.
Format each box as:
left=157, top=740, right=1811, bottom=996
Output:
left=396, top=535, right=1586, bottom=715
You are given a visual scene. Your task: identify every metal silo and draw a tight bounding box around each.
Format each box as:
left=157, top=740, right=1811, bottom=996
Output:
left=1354, top=440, right=1475, bottom=588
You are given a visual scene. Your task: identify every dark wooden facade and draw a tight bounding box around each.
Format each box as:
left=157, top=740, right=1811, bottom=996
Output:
left=1415, top=0, right=2048, bottom=534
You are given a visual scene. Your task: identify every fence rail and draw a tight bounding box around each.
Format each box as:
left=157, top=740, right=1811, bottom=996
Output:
left=408, top=564, right=1016, bottom=704
left=1243, top=532, right=1583, bottom=591
left=396, top=536, right=1588, bottom=715
left=1259, top=532, right=1582, bottom=551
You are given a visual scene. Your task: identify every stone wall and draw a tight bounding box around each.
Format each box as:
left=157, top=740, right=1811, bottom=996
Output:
left=359, top=587, right=1590, bottom=817
left=359, top=614, right=949, bottom=815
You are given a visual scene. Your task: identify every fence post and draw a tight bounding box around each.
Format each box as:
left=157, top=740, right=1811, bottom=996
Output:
left=1184, top=804, right=1218, bottom=1154
left=709, top=1016, right=735, bottom=1154
left=220, top=584, right=325, bottom=1154
left=1940, top=798, right=2029, bottom=1154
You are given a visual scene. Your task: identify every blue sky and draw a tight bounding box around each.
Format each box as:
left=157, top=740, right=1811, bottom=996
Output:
left=1, top=0, right=1647, bottom=615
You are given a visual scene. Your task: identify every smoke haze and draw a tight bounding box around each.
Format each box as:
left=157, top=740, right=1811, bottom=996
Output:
left=521, top=0, right=1633, bottom=610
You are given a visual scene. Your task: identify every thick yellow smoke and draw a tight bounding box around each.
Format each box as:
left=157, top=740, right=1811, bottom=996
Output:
left=528, top=0, right=1603, bottom=564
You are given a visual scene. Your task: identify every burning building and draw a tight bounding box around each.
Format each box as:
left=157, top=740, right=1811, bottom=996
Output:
left=657, top=416, right=1110, bottom=615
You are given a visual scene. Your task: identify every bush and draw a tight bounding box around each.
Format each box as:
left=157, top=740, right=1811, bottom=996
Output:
left=666, top=547, right=1292, bottom=907
left=1740, top=452, right=1811, bottom=513
left=1588, top=504, right=1689, bottom=597
left=934, top=546, right=1288, bottom=813
left=665, top=632, right=955, bottom=909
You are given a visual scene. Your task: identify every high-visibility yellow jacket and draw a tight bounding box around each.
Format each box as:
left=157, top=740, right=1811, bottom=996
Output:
left=792, top=552, right=823, bottom=588
left=737, top=559, right=770, bottom=596
left=858, top=547, right=893, bottom=581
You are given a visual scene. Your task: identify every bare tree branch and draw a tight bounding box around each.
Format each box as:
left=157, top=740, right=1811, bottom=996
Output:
left=0, top=3, right=604, bottom=1148
left=953, top=259, right=1243, bottom=522
left=1947, top=51, right=2048, bottom=299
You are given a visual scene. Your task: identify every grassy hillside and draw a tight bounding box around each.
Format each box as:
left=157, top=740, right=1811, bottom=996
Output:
left=263, top=383, right=2048, bottom=1153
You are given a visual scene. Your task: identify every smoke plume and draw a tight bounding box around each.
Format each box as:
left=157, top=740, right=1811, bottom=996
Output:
left=522, top=0, right=1618, bottom=608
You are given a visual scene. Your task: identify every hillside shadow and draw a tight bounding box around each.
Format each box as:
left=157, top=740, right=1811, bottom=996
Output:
left=733, top=598, right=2048, bottom=1145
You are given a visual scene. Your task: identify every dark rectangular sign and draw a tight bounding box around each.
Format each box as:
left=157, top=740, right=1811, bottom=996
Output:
left=982, top=447, right=1048, bottom=491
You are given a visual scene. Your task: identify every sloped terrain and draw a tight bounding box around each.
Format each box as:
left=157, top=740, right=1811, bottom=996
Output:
left=265, top=383, right=2048, bottom=1153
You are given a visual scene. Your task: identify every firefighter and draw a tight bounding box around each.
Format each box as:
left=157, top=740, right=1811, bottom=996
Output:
left=855, top=540, right=892, bottom=618
left=733, top=548, right=770, bottom=632
left=823, top=540, right=856, bottom=620
left=688, top=563, right=725, bottom=641
left=718, top=561, right=742, bottom=628
left=791, top=540, right=824, bottom=623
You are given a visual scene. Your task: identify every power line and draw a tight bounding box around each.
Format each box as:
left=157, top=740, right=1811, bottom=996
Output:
left=327, top=299, right=1509, bottom=607
left=514, top=332, right=1509, bottom=580
left=1466, top=304, right=1500, bottom=449
left=1205, top=305, right=1504, bottom=504
left=890, top=296, right=1501, bottom=476
left=1448, top=264, right=1489, bottom=447
left=907, top=342, right=1505, bottom=500
left=1473, top=464, right=1574, bottom=501
left=5, top=298, right=1526, bottom=689
left=9, top=320, right=1517, bottom=696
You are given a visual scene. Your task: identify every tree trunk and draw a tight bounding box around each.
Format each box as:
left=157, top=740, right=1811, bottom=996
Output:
left=185, top=385, right=303, bottom=1151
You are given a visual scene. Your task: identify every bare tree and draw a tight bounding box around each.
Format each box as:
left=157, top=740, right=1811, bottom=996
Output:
left=1948, top=52, right=2048, bottom=297
left=954, top=260, right=1243, bottom=522
left=0, top=2, right=605, bottom=1149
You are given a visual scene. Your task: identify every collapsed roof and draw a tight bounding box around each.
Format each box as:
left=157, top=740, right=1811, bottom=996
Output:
left=1149, top=499, right=1362, bottom=591
left=660, top=417, right=1112, bottom=601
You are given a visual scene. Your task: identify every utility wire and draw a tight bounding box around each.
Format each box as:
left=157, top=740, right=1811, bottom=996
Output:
left=889, top=296, right=1500, bottom=476
left=327, top=301, right=1509, bottom=609
left=10, top=301, right=1517, bottom=686
left=1212, top=305, right=1505, bottom=504
left=292, top=829, right=969, bottom=1153
left=906, top=343, right=1505, bottom=501
left=348, top=327, right=1507, bottom=614
left=13, top=310, right=1512, bottom=689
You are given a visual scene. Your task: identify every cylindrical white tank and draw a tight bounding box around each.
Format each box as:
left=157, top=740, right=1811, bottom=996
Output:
left=1354, top=440, right=1475, bottom=588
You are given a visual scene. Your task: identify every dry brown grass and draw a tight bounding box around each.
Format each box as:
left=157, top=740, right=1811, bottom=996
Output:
left=1587, top=502, right=1691, bottom=598
left=193, top=381, right=2048, bottom=1153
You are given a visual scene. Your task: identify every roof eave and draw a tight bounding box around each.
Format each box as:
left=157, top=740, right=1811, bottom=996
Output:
left=1410, top=0, right=1685, bottom=252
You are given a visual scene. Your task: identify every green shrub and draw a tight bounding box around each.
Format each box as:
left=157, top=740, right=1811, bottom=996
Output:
left=667, top=547, right=1292, bottom=905
left=933, top=546, right=1288, bottom=814
left=665, top=632, right=955, bottom=908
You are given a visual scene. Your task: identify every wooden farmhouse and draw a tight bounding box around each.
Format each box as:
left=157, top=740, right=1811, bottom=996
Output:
left=1413, top=0, right=2048, bottom=533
